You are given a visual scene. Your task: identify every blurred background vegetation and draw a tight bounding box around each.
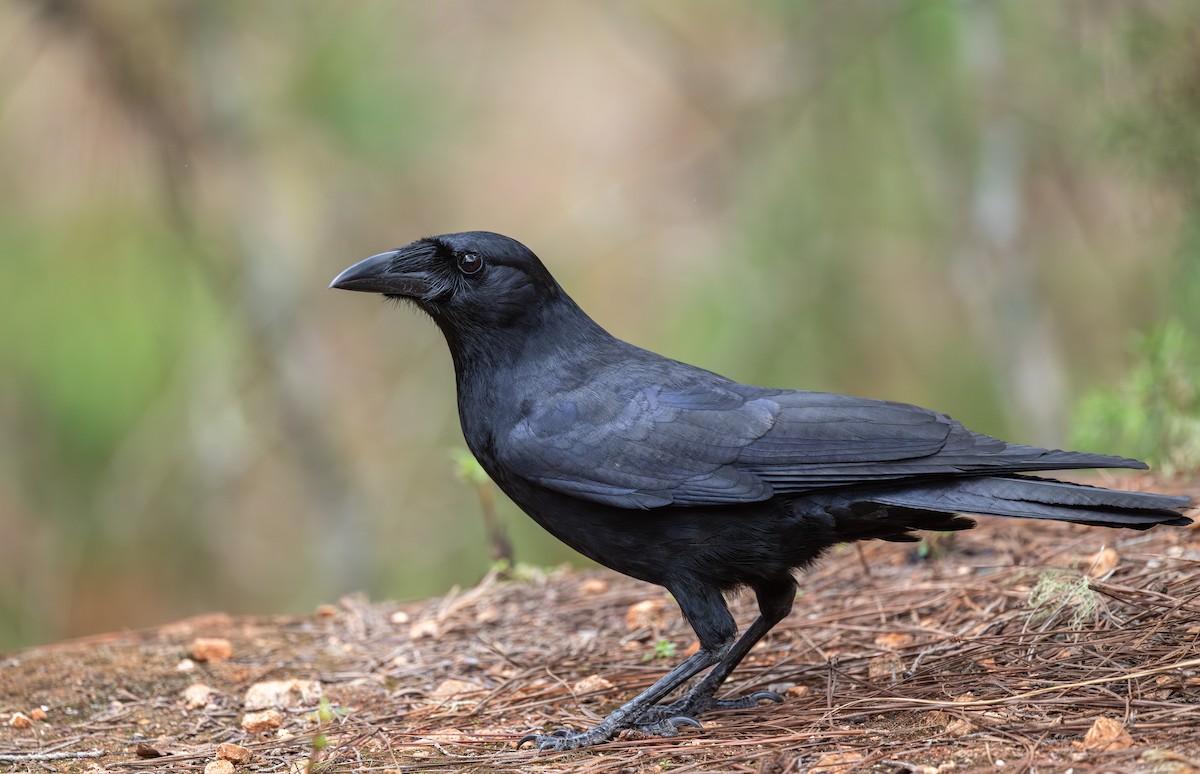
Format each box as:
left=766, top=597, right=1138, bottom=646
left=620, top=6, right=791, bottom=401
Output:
left=2, top=1, right=1198, bottom=650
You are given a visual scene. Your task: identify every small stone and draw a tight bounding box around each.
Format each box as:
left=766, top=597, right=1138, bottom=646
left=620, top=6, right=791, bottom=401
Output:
left=241, top=709, right=283, bottom=732
left=8, top=712, right=32, bottom=728
left=216, top=742, right=251, bottom=764
left=389, top=610, right=410, bottom=625
left=868, top=653, right=904, bottom=683
left=430, top=679, right=484, bottom=703
left=945, top=717, right=976, bottom=737
left=785, top=684, right=812, bottom=698
left=205, top=760, right=235, bottom=774
left=176, top=658, right=197, bottom=672
left=1084, top=547, right=1120, bottom=577
left=572, top=674, right=615, bottom=694
left=580, top=578, right=609, bottom=594
left=811, top=750, right=865, bottom=773
left=315, top=604, right=338, bottom=618
left=244, top=680, right=322, bottom=710
left=191, top=638, right=233, bottom=663
left=1081, top=716, right=1133, bottom=751
left=1152, top=674, right=1176, bottom=699
left=874, top=632, right=914, bottom=650
left=183, top=683, right=215, bottom=710
left=930, top=693, right=978, bottom=736
left=487, top=664, right=516, bottom=679
left=409, top=619, right=439, bottom=640
left=625, top=598, right=670, bottom=631
left=29, top=707, right=47, bottom=721
left=421, top=728, right=467, bottom=745
left=474, top=607, right=500, bottom=624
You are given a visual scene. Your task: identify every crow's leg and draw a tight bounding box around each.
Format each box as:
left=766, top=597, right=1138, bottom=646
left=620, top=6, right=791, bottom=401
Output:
left=634, top=576, right=796, bottom=728
left=518, top=584, right=736, bottom=752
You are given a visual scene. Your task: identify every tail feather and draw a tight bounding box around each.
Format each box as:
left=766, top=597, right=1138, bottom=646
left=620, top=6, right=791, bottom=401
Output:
left=985, top=445, right=1151, bottom=473
left=868, top=475, right=1192, bottom=530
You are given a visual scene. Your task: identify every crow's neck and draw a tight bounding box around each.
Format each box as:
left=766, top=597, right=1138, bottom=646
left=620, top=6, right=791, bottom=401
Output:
left=439, top=295, right=614, bottom=386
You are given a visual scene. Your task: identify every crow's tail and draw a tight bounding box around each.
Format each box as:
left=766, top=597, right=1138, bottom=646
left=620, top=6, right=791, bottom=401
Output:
left=868, top=475, right=1192, bottom=530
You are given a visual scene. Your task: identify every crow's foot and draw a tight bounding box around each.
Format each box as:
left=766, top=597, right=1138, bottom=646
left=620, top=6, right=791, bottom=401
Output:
left=518, top=725, right=612, bottom=752
left=517, top=714, right=702, bottom=751
left=630, top=713, right=703, bottom=738
left=634, top=689, right=782, bottom=727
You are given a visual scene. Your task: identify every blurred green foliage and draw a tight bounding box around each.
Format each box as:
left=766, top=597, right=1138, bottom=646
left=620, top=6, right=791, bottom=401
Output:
left=451, top=445, right=514, bottom=567
left=450, top=448, right=490, bottom=488
left=1073, top=322, right=1200, bottom=475
left=644, top=639, right=679, bottom=663
left=1, top=1, right=1198, bottom=650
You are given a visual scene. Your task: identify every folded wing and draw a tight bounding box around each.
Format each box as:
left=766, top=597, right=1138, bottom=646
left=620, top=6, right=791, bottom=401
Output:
left=498, top=365, right=1146, bottom=510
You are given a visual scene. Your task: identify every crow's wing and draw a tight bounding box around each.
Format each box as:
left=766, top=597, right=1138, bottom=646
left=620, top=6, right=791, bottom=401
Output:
left=500, top=379, right=777, bottom=508
left=498, top=372, right=1144, bottom=510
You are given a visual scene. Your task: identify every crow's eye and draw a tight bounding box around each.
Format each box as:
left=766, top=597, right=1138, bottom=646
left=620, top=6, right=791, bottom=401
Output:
left=457, top=252, right=483, bottom=275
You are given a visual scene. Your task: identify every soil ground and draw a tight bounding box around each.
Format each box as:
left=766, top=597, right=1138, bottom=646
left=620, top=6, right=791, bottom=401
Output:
left=2, top=476, right=1199, bottom=773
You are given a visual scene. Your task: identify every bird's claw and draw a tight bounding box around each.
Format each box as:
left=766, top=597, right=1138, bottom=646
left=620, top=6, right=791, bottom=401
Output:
left=695, top=688, right=783, bottom=712
left=634, top=688, right=784, bottom=726
left=517, top=725, right=612, bottom=752
left=728, top=689, right=785, bottom=708
left=631, top=714, right=702, bottom=738
left=517, top=712, right=705, bottom=751
left=517, top=731, right=571, bottom=751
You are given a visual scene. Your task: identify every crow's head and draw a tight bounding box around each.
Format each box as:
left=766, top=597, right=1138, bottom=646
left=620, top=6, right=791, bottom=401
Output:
left=331, top=232, right=564, bottom=333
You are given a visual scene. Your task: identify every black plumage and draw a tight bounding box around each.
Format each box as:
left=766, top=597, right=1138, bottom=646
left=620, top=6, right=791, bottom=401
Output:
left=331, top=231, right=1191, bottom=750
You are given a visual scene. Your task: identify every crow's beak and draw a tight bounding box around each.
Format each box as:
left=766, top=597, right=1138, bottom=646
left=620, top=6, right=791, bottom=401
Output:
left=329, top=250, right=434, bottom=297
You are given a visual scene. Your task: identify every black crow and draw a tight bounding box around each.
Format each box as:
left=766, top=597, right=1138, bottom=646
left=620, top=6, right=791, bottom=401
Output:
left=331, top=231, right=1192, bottom=751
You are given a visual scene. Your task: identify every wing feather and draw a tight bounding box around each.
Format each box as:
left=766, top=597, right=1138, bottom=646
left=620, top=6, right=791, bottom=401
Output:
left=498, top=366, right=1143, bottom=510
